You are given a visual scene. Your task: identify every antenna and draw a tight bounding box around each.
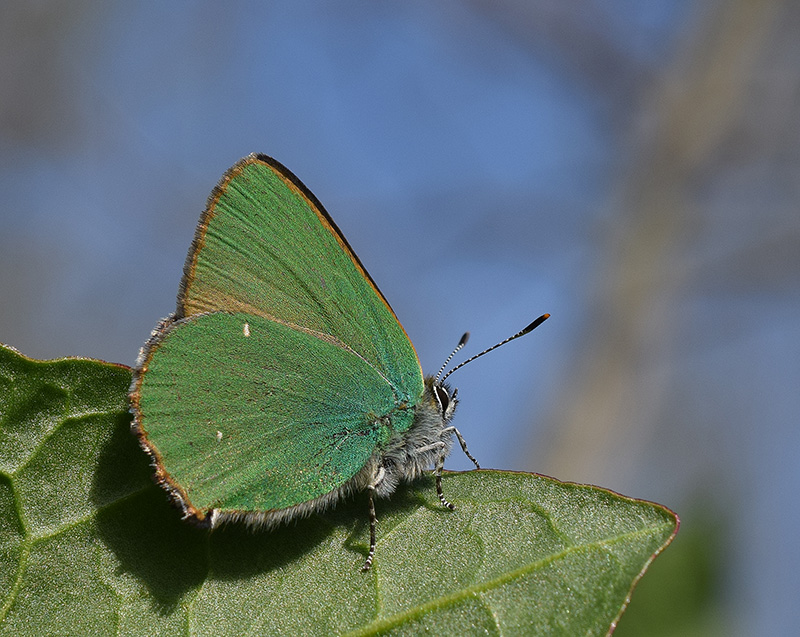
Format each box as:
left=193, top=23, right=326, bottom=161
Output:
left=440, top=313, right=550, bottom=384
left=434, top=331, right=470, bottom=382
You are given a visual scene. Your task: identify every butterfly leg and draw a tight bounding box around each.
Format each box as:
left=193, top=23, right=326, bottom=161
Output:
left=362, top=487, right=377, bottom=572
left=443, top=426, right=481, bottom=469
left=434, top=454, right=456, bottom=511
left=362, top=466, right=385, bottom=572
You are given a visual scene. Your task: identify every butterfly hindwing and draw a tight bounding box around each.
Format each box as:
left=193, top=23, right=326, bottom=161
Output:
left=136, top=312, right=415, bottom=516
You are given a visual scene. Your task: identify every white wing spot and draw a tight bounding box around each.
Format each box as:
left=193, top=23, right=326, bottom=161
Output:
left=243, top=322, right=251, bottom=337
left=216, top=430, right=223, bottom=442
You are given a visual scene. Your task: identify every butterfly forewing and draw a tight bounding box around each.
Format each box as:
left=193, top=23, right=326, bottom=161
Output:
left=179, top=155, right=423, bottom=400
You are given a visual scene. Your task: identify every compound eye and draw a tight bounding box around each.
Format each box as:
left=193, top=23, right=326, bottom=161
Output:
left=433, top=385, right=450, bottom=414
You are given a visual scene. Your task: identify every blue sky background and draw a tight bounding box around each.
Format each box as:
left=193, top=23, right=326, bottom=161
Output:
left=2, top=2, right=799, bottom=634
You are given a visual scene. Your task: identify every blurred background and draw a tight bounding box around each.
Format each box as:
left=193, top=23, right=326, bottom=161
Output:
left=1, top=2, right=798, bottom=634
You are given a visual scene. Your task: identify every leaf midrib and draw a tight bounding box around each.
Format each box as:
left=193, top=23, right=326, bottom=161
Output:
left=342, top=520, right=674, bottom=636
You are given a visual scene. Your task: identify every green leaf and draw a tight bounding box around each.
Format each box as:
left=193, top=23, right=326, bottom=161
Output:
left=0, top=343, right=678, bottom=636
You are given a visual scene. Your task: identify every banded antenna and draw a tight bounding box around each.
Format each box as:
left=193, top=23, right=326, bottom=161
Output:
left=434, top=332, right=470, bottom=383
left=440, top=313, right=550, bottom=384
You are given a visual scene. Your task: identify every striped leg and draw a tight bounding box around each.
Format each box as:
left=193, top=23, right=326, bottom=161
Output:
left=444, top=425, right=480, bottom=469
left=435, top=454, right=455, bottom=510
left=361, top=485, right=377, bottom=572
left=362, top=466, right=387, bottom=572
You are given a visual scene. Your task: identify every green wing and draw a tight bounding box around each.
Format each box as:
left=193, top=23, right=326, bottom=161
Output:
left=136, top=312, right=416, bottom=513
left=133, top=156, right=426, bottom=517
left=178, top=154, right=422, bottom=403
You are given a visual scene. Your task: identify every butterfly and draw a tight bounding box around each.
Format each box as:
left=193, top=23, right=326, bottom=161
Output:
left=130, top=154, right=548, bottom=570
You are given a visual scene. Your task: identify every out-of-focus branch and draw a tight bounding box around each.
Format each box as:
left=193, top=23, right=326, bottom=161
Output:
left=533, top=0, right=784, bottom=489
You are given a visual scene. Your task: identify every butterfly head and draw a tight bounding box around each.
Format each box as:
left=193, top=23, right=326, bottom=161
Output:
left=431, top=378, right=458, bottom=421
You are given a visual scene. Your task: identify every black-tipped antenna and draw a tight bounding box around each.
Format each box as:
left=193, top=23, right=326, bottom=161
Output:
left=440, top=313, right=550, bottom=383
left=434, top=332, right=470, bottom=382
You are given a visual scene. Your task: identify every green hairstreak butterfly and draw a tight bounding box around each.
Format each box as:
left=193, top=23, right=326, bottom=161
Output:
left=130, top=154, right=548, bottom=570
